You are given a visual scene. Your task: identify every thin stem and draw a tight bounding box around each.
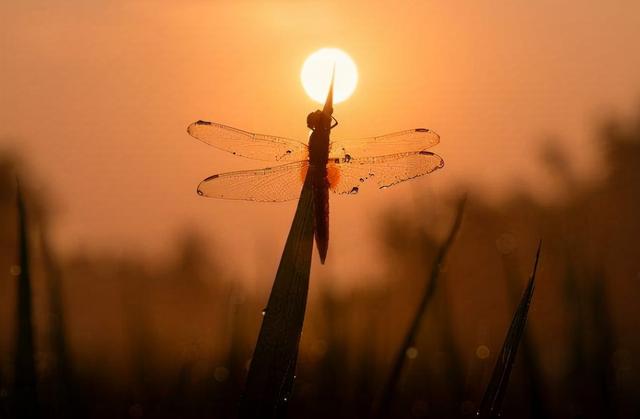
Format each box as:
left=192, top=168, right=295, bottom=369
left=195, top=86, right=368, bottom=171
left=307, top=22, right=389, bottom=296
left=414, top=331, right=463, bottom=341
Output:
left=373, top=196, right=466, bottom=419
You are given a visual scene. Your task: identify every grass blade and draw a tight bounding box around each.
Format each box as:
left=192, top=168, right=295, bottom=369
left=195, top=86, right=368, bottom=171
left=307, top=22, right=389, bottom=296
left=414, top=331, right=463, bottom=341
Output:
left=477, top=240, right=542, bottom=419
left=239, top=175, right=315, bottom=419
left=13, top=181, right=40, bottom=419
left=500, top=251, right=549, bottom=418
left=239, top=67, right=333, bottom=418
left=41, top=227, right=82, bottom=418
left=373, top=196, right=466, bottom=419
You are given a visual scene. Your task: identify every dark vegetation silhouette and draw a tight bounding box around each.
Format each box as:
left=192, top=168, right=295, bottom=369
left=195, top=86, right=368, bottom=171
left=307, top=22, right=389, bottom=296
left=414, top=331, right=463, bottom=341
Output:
left=239, top=174, right=314, bottom=418
left=13, top=183, right=39, bottom=419
left=477, top=241, right=541, bottom=419
left=240, top=77, right=334, bottom=419
left=373, top=196, right=466, bottom=419
left=1, top=108, right=640, bottom=418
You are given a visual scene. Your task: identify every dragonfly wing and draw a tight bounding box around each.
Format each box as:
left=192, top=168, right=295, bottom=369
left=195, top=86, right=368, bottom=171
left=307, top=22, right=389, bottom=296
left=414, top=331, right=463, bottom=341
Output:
left=330, top=128, right=440, bottom=159
left=328, top=151, right=444, bottom=195
left=187, top=120, right=308, bottom=162
left=197, top=161, right=309, bottom=202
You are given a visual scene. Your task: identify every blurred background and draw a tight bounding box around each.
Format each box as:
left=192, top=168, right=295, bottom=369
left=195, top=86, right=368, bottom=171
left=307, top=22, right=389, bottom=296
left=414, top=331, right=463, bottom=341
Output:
left=1, top=1, right=639, bottom=418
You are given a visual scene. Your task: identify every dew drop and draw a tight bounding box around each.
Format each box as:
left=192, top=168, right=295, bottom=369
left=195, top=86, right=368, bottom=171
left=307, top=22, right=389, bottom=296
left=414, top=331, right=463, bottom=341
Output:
left=344, top=154, right=352, bottom=163
left=475, top=345, right=490, bottom=359
left=261, top=308, right=268, bottom=316
left=286, top=150, right=292, bottom=154
left=359, top=178, right=365, bottom=183
left=349, top=186, right=359, bottom=194
left=197, top=190, right=204, bottom=196
left=406, top=347, right=418, bottom=359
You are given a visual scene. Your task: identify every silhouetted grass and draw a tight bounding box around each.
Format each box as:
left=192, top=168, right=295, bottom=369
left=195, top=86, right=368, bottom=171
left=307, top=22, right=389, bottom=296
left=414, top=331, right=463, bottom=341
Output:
left=500, top=250, right=549, bottom=418
left=477, top=241, right=541, bottom=419
left=591, top=270, right=617, bottom=418
left=434, top=274, right=466, bottom=414
left=40, top=227, right=84, bottom=419
left=2, top=105, right=640, bottom=419
left=13, top=181, right=39, bottom=419
left=563, top=262, right=618, bottom=418
left=239, top=175, right=315, bottom=419
left=373, top=196, right=466, bottom=419
left=239, top=72, right=335, bottom=419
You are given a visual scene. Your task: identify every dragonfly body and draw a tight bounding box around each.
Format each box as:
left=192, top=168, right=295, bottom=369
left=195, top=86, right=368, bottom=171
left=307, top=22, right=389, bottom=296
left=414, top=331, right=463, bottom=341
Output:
left=187, top=79, right=443, bottom=264
left=307, top=110, right=335, bottom=263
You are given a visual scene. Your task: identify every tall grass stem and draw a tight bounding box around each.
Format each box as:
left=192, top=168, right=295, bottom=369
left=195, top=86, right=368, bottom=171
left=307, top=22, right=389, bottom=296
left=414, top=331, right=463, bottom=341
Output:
left=373, top=196, right=466, bottom=419
left=477, top=240, right=542, bottom=418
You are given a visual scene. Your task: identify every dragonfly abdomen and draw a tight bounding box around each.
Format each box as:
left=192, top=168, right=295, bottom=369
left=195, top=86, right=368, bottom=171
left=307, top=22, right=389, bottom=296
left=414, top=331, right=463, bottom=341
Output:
left=310, top=164, right=330, bottom=264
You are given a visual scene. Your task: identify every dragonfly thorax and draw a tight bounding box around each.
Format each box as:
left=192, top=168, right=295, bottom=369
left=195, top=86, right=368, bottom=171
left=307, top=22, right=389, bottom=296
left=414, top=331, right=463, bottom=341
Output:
left=308, top=123, right=332, bottom=166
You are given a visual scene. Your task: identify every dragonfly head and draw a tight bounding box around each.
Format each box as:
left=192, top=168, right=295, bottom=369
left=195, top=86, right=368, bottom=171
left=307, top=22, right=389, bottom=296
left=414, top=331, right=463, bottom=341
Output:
left=307, top=110, right=330, bottom=131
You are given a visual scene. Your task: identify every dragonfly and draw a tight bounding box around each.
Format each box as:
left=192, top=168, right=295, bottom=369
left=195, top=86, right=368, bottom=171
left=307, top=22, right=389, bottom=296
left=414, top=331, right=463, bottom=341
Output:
left=187, top=77, right=444, bottom=264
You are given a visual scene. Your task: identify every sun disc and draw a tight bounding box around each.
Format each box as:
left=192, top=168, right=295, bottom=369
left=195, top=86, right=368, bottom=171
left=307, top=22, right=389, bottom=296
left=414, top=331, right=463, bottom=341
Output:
left=301, top=48, right=358, bottom=104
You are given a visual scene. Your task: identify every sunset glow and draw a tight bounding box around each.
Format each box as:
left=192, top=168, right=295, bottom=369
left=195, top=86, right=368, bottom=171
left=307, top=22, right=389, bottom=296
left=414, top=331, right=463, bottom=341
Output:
left=2, top=2, right=640, bottom=417
left=301, top=48, right=358, bottom=104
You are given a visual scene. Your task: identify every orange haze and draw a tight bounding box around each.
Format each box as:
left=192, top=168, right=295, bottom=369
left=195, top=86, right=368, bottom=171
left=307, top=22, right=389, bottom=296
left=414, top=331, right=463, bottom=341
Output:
left=1, top=1, right=640, bottom=286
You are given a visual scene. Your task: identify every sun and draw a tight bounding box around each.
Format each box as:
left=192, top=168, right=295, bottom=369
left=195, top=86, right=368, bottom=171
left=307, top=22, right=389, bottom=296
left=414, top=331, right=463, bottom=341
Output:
left=301, top=48, right=358, bottom=104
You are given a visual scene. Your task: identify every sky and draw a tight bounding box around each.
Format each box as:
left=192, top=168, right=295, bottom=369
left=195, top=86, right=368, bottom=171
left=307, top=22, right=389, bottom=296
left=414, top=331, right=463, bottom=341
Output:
left=1, top=1, right=640, bottom=286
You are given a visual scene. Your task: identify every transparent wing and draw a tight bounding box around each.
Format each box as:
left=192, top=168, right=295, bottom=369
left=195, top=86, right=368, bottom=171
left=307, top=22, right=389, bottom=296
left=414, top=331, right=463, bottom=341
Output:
left=197, top=161, right=308, bottom=202
left=328, top=151, right=444, bottom=195
left=187, top=120, right=308, bottom=162
left=330, top=128, right=440, bottom=159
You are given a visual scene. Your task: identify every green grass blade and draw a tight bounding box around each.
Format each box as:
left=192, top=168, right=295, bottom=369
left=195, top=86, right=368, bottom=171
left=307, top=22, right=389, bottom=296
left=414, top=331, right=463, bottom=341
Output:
left=373, top=196, right=466, bottom=419
left=13, top=181, right=40, bottom=419
left=477, top=240, right=542, bottom=419
left=239, top=175, right=315, bottom=419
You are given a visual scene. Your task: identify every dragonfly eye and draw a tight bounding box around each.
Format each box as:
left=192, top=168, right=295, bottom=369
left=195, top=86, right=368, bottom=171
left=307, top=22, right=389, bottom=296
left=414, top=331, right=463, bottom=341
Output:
left=307, top=112, right=317, bottom=129
left=307, top=110, right=327, bottom=130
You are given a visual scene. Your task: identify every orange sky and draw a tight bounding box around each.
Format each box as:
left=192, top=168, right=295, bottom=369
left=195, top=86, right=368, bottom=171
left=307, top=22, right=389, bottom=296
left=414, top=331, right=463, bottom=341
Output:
left=1, top=1, right=640, bottom=285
